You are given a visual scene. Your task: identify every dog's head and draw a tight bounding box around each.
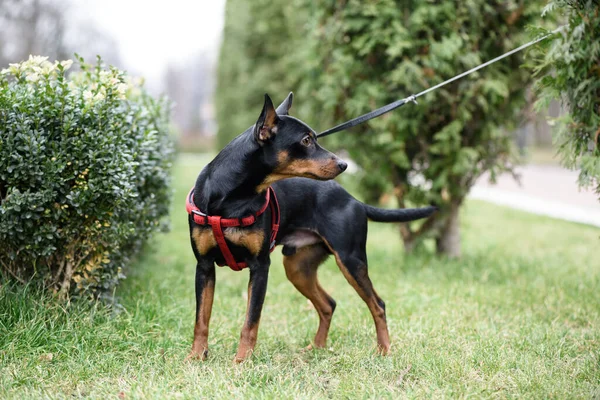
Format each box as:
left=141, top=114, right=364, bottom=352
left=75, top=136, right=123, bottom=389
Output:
left=254, top=93, right=347, bottom=191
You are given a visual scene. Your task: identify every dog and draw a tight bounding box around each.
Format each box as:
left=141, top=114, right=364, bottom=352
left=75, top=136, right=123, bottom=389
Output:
left=186, top=93, right=437, bottom=362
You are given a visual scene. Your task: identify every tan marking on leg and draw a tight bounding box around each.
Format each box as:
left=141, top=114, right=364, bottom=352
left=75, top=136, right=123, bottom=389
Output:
left=283, top=245, right=334, bottom=349
left=234, top=281, right=258, bottom=363
left=321, top=239, right=391, bottom=355
left=234, top=322, right=259, bottom=363
left=192, top=227, right=217, bottom=255
left=187, top=282, right=215, bottom=361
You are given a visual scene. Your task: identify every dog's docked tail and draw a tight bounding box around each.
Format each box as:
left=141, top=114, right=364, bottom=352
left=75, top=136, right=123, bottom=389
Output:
left=363, top=204, right=438, bottom=223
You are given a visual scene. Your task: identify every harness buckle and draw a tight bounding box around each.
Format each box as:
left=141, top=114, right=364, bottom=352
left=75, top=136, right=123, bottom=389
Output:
left=192, top=209, right=207, bottom=217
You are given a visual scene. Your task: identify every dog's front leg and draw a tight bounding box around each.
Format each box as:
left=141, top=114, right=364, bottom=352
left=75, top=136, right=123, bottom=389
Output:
left=187, top=258, right=216, bottom=361
left=234, top=257, right=270, bottom=363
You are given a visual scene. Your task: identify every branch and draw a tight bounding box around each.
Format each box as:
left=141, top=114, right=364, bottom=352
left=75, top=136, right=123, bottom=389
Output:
left=0, top=261, right=26, bottom=284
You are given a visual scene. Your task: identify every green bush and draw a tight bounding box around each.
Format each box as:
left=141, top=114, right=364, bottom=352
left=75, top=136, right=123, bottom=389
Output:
left=0, top=55, right=175, bottom=298
left=531, top=0, right=600, bottom=198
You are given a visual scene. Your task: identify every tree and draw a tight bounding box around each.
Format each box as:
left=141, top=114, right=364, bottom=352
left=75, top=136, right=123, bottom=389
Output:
left=301, top=0, right=546, bottom=257
left=214, top=0, right=309, bottom=149
left=0, top=0, right=69, bottom=66
left=0, top=0, right=122, bottom=70
left=165, top=50, right=217, bottom=137
left=531, top=0, right=600, bottom=199
left=216, top=0, right=546, bottom=257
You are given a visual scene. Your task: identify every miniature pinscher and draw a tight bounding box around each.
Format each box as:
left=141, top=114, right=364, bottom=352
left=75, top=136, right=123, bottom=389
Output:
left=186, top=93, right=437, bottom=362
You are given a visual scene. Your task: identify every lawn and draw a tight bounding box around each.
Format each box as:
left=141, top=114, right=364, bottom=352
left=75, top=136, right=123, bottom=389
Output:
left=1, top=154, right=599, bottom=399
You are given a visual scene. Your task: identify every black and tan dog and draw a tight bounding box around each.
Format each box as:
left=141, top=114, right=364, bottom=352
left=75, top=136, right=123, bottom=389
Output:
left=186, top=93, right=436, bottom=362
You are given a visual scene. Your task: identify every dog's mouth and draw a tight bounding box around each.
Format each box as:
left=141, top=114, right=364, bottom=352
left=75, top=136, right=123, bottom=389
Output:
left=304, top=172, right=335, bottom=181
left=303, top=172, right=321, bottom=179
left=299, top=163, right=343, bottom=180
left=275, top=158, right=342, bottom=180
left=276, top=168, right=338, bottom=181
left=315, top=169, right=342, bottom=180
left=257, top=156, right=345, bottom=192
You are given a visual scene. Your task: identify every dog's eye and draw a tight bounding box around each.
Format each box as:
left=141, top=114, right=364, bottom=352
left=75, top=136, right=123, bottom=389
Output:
left=301, top=135, right=312, bottom=147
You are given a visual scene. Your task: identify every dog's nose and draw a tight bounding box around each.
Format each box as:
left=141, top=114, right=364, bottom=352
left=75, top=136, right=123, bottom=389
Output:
left=337, top=160, right=348, bottom=172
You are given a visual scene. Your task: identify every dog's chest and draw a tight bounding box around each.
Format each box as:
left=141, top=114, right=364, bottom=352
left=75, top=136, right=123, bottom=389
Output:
left=191, top=226, right=265, bottom=256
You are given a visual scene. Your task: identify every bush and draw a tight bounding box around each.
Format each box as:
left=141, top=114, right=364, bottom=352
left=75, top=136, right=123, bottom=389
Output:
left=531, top=0, right=600, bottom=199
left=0, top=55, right=175, bottom=298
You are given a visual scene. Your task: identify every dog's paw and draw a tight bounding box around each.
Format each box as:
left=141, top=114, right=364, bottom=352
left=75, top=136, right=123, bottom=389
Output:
left=376, top=344, right=391, bottom=356
left=233, top=348, right=254, bottom=364
left=301, top=342, right=327, bottom=353
left=233, top=354, right=253, bottom=364
left=185, top=349, right=208, bottom=362
left=301, top=343, right=314, bottom=353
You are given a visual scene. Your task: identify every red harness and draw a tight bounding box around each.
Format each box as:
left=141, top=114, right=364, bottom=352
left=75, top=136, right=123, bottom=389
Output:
left=186, top=187, right=280, bottom=271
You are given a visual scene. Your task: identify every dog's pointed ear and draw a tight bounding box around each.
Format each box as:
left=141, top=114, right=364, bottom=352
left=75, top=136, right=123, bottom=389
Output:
left=276, top=92, right=294, bottom=116
left=254, top=93, right=279, bottom=143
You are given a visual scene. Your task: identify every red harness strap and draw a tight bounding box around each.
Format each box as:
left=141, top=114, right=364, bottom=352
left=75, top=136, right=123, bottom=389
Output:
left=186, top=187, right=280, bottom=271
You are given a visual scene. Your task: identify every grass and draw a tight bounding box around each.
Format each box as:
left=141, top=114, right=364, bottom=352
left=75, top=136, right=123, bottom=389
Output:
left=1, top=153, right=599, bottom=399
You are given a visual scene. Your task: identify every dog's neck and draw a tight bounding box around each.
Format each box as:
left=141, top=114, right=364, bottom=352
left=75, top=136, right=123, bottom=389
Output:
left=194, top=131, right=272, bottom=218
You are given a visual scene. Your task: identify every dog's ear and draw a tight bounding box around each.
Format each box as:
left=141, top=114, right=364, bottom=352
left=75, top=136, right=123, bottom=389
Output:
left=275, top=92, right=293, bottom=116
left=254, top=93, right=279, bottom=143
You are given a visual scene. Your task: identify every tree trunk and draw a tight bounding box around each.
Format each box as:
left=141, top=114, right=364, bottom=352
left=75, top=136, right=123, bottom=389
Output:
left=399, top=223, right=416, bottom=254
left=59, top=259, right=73, bottom=299
left=436, top=202, right=461, bottom=258
left=402, top=236, right=417, bottom=254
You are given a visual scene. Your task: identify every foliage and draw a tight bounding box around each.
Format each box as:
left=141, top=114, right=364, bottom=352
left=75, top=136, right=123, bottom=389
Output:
left=216, top=0, right=546, bottom=256
left=214, top=0, right=310, bottom=148
left=0, top=55, right=175, bottom=298
left=530, top=0, right=600, bottom=198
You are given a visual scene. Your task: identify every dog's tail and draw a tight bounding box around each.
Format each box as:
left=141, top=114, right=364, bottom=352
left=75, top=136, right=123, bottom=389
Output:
left=363, top=204, right=438, bottom=223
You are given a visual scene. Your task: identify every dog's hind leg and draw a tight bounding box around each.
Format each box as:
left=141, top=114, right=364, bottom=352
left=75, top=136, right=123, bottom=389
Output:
left=187, top=258, right=216, bottom=361
left=283, top=243, right=336, bottom=349
left=329, top=247, right=390, bottom=355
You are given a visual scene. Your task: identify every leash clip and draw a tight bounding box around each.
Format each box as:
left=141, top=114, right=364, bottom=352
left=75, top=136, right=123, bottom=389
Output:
left=406, top=95, right=418, bottom=105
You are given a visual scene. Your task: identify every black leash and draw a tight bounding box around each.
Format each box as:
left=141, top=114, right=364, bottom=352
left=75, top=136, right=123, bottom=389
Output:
left=317, top=26, right=564, bottom=138
left=317, top=96, right=417, bottom=138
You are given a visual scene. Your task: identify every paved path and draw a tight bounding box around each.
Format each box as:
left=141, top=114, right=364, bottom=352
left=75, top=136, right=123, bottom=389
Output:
left=471, top=165, right=600, bottom=227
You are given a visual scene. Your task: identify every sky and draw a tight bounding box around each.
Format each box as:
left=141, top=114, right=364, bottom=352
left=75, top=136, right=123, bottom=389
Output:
left=71, top=0, right=226, bottom=88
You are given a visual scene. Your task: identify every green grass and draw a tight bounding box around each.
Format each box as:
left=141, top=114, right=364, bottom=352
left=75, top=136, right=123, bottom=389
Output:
left=1, top=154, right=599, bottom=399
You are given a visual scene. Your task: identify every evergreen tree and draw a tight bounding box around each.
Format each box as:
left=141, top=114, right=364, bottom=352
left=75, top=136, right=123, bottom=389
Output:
left=303, top=1, right=545, bottom=256
left=215, top=0, right=308, bottom=148
left=216, top=1, right=546, bottom=257
left=531, top=0, right=600, bottom=199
